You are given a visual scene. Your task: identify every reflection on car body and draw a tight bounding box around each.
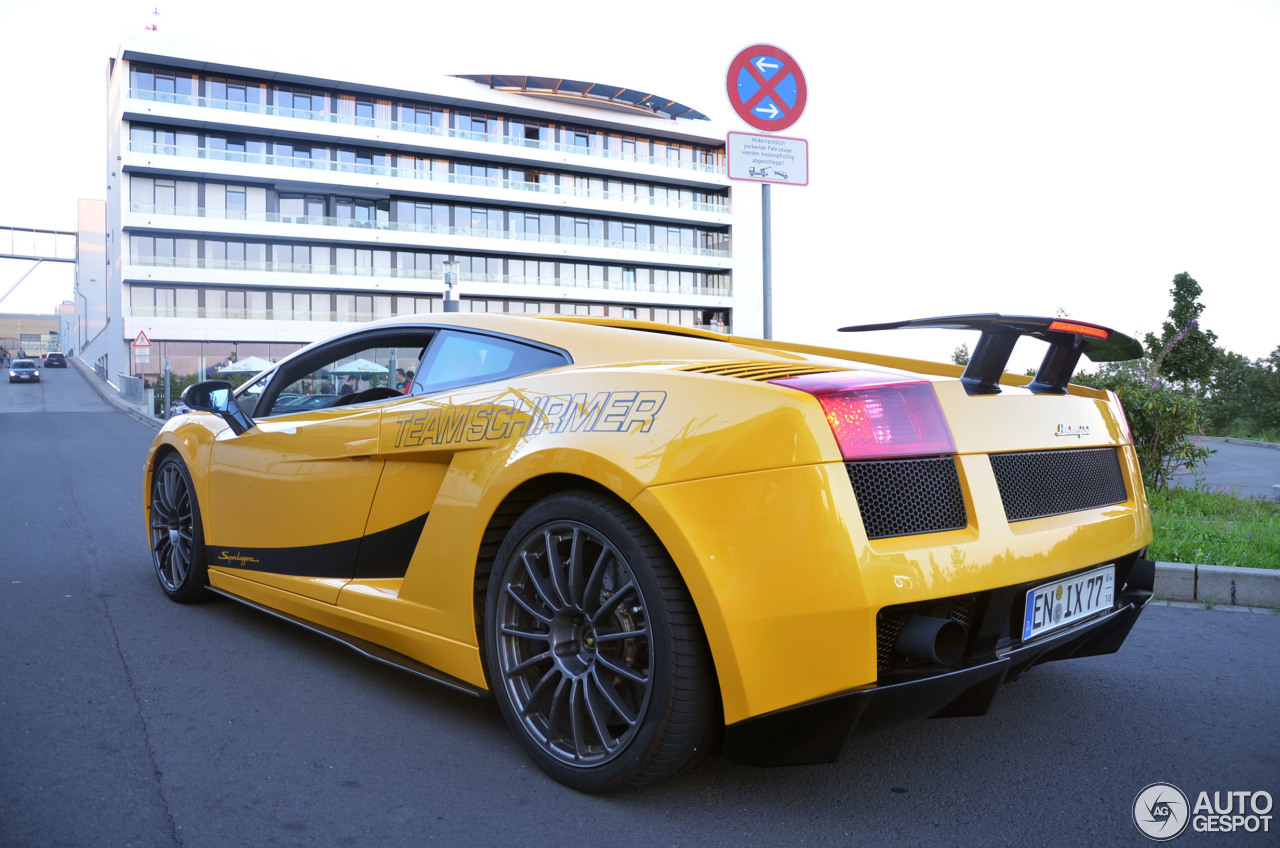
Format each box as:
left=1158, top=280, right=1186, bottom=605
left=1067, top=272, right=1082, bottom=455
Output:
left=143, top=312, right=1155, bottom=792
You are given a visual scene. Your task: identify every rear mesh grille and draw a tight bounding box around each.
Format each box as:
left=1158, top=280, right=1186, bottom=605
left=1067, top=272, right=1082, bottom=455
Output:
left=990, top=448, right=1127, bottom=522
left=846, top=457, right=967, bottom=540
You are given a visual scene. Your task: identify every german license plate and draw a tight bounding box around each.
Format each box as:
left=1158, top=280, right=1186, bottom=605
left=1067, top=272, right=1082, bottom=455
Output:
left=1022, top=565, right=1115, bottom=641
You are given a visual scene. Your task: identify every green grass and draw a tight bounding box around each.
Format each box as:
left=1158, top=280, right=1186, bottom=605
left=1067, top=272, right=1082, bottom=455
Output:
left=1147, top=487, right=1280, bottom=569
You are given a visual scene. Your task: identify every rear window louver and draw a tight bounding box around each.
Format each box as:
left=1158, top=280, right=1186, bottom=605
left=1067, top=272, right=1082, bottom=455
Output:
left=675, top=361, right=846, bottom=382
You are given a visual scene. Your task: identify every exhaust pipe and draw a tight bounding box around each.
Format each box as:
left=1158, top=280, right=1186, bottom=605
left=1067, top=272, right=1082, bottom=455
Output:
left=895, top=616, right=966, bottom=665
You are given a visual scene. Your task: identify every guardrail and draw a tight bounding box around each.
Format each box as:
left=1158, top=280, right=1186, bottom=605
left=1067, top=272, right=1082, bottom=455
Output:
left=117, top=373, right=146, bottom=404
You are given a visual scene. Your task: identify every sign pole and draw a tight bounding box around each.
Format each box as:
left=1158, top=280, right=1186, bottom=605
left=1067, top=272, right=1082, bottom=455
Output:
left=443, top=260, right=460, bottom=313
left=762, top=183, right=772, bottom=339
left=724, top=44, right=808, bottom=343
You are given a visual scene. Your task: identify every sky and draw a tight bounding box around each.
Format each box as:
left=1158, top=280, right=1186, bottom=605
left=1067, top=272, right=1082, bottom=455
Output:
left=1, top=0, right=1277, bottom=371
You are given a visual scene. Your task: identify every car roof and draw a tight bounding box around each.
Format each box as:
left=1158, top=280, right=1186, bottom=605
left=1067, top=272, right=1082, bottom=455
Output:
left=253, top=312, right=962, bottom=387
left=299, top=313, right=833, bottom=369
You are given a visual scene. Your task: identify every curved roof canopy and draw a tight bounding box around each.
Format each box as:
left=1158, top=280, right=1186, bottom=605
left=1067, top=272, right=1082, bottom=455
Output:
left=455, top=75, right=708, bottom=121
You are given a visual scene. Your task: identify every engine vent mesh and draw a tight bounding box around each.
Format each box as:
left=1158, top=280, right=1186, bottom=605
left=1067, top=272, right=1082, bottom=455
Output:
left=846, top=457, right=967, bottom=540
left=990, top=448, right=1127, bottom=522
left=675, top=361, right=845, bottom=382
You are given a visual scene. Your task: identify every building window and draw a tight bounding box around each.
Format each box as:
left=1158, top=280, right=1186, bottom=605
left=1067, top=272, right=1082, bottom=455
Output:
left=509, top=120, right=552, bottom=144
left=130, top=64, right=195, bottom=98
left=207, top=76, right=264, bottom=107
left=226, top=187, right=247, bottom=220
left=278, top=86, right=326, bottom=115
left=398, top=104, right=445, bottom=131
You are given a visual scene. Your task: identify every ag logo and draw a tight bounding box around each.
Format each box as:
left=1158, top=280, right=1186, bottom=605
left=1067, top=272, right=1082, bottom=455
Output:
left=1134, top=783, right=1190, bottom=841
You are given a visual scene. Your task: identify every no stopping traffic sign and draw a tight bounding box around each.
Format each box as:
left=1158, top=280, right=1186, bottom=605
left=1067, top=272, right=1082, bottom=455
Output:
left=726, top=44, right=808, bottom=132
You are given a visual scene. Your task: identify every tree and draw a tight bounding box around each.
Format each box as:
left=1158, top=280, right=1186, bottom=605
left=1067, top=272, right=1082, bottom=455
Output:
left=1143, top=272, right=1218, bottom=385
left=952, top=343, right=970, bottom=366
left=1205, top=346, right=1280, bottom=439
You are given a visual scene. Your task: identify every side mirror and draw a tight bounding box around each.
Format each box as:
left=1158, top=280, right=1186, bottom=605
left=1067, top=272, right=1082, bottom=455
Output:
left=181, top=380, right=254, bottom=435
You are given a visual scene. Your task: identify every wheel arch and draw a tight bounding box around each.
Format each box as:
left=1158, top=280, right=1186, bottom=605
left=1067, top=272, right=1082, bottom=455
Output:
left=143, top=442, right=181, bottom=547
left=143, top=424, right=220, bottom=542
left=469, top=472, right=723, bottom=723
left=470, top=473, right=621, bottom=675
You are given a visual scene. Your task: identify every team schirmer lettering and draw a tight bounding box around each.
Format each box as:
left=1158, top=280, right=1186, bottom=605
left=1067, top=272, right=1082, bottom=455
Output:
left=393, top=390, right=667, bottom=448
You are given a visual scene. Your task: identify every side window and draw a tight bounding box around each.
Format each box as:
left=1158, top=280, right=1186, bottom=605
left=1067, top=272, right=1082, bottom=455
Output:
left=237, top=371, right=273, bottom=416
left=255, top=332, right=435, bottom=416
left=411, top=331, right=568, bottom=395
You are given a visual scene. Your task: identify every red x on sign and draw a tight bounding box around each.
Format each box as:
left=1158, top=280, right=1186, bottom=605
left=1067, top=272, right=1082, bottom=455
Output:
left=726, top=44, right=808, bottom=132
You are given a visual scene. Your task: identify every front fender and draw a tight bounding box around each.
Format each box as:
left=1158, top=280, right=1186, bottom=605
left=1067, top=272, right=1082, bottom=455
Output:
left=142, top=414, right=229, bottom=545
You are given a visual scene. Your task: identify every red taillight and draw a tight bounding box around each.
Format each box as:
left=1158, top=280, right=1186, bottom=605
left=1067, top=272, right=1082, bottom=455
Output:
left=1048, top=320, right=1109, bottom=339
left=774, top=374, right=956, bottom=459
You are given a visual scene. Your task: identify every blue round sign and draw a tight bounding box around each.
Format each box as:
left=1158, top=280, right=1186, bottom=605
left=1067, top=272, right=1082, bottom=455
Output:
left=726, top=44, right=808, bottom=132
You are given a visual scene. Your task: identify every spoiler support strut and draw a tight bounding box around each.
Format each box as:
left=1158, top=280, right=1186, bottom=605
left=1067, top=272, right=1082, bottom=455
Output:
left=838, top=314, right=1144, bottom=395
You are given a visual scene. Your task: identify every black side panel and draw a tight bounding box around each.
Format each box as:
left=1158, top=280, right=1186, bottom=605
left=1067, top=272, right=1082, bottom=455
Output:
left=206, top=537, right=361, bottom=579
left=355, top=513, right=429, bottom=579
left=206, top=512, right=428, bottom=580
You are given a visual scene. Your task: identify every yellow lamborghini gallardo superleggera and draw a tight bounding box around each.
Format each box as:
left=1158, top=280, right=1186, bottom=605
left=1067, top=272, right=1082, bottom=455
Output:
left=144, top=313, right=1155, bottom=792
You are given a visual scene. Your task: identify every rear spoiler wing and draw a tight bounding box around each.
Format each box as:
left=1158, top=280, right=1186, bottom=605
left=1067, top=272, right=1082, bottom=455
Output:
left=838, top=314, right=1143, bottom=395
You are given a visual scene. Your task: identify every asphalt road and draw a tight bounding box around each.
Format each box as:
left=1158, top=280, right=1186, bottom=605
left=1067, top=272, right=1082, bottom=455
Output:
left=2, top=367, right=1277, bottom=847
left=1173, top=437, right=1280, bottom=501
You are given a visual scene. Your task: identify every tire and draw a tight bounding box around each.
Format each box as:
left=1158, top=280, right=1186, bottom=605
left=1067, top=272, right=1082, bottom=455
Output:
left=149, top=454, right=210, bottom=602
left=484, top=490, right=717, bottom=792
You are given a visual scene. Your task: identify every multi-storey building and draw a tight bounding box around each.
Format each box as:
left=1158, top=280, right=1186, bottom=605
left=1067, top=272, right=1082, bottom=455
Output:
left=77, top=37, right=759, bottom=388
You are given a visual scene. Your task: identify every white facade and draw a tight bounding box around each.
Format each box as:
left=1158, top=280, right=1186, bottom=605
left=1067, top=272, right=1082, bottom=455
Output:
left=80, top=37, right=760, bottom=387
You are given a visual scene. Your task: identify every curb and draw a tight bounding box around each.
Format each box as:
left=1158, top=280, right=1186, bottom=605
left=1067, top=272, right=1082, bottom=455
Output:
left=1154, top=562, right=1280, bottom=609
left=1195, top=435, right=1280, bottom=452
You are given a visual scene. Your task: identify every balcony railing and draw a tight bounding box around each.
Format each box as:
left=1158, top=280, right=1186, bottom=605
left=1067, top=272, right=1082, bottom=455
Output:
left=126, top=201, right=732, bottom=259
left=128, top=88, right=726, bottom=175
left=126, top=256, right=733, bottom=298
left=129, top=305, right=733, bottom=331
left=125, top=142, right=727, bottom=217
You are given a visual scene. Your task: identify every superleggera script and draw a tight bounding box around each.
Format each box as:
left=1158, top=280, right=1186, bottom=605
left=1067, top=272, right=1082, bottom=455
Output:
left=393, top=390, right=667, bottom=448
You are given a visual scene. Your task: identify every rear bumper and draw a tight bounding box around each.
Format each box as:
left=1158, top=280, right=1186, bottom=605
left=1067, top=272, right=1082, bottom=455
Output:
left=723, top=562, right=1153, bottom=767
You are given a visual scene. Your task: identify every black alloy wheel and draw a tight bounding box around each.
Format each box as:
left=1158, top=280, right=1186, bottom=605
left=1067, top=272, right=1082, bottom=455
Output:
left=484, top=490, right=717, bottom=793
left=149, top=454, right=210, bottom=602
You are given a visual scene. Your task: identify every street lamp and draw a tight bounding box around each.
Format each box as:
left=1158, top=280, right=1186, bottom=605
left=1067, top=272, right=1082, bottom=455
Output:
left=443, top=260, right=460, bottom=313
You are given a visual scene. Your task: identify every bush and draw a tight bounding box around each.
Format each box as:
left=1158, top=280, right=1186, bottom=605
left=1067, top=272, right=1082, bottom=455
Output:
left=1075, top=371, right=1211, bottom=491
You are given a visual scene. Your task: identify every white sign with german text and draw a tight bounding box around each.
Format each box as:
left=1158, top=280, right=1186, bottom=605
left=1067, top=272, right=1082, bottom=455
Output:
left=728, top=131, right=809, bottom=186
